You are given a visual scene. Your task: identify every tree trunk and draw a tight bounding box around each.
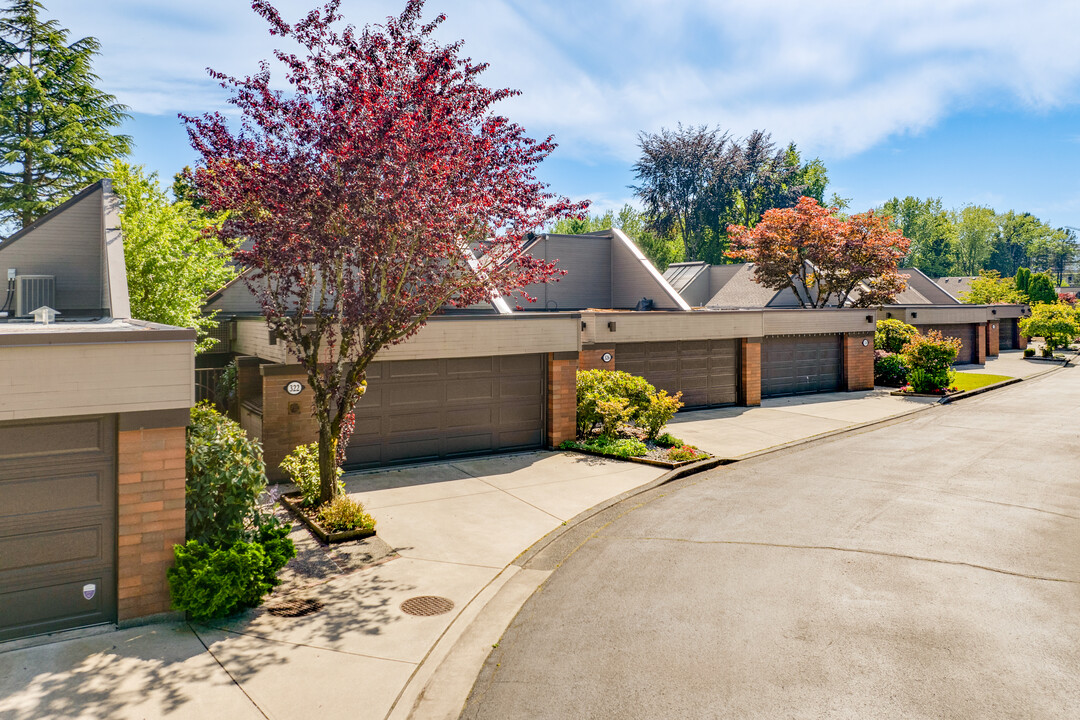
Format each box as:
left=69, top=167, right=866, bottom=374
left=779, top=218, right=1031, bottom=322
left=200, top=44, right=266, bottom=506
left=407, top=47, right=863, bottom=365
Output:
left=317, top=422, right=338, bottom=505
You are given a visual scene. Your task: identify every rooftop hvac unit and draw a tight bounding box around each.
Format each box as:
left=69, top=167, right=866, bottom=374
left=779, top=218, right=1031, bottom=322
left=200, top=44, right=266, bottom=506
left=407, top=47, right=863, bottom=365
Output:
left=15, top=275, right=56, bottom=317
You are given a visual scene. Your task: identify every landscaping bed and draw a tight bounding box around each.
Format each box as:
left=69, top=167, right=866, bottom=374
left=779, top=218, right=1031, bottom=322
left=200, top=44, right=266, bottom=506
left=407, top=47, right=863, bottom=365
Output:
left=890, top=371, right=1018, bottom=400
left=559, top=433, right=711, bottom=469
left=280, top=492, right=377, bottom=545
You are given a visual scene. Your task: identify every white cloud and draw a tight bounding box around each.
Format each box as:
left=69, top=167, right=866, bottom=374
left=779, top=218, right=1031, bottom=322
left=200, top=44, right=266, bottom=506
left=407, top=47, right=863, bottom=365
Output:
left=45, top=0, right=1080, bottom=161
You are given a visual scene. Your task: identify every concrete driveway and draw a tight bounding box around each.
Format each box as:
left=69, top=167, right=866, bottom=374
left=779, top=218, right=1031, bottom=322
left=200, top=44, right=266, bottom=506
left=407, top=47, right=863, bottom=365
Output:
left=463, top=366, right=1080, bottom=719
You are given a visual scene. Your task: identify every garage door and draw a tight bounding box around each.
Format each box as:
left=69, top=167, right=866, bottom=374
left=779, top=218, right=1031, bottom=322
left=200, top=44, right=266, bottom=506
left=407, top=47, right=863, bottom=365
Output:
left=922, top=324, right=975, bottom=364
left=762, top=335, right=842, bottom=398
left=998, top=318, right=1017, bottom=350
left=614, top=340, right=738, bottom=409
left=0, top=417, right=117, bottom=642
left=344, top=354, right=545, bottom=468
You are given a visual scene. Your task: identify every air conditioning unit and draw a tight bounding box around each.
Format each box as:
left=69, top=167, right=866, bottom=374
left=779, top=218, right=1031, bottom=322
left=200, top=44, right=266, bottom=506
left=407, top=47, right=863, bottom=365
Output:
left=15, top=275, right=55, bottom=317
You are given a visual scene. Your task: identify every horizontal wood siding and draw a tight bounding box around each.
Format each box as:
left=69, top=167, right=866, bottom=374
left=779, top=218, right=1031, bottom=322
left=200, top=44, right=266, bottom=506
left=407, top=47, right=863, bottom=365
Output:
left=762, top=309, right=873, bottom=335
left=0, top=340, right=193, bottom=421
left=584, top=311, right=763, bottom=345
left=611, top=233, right=683, bottom=310
left=520, top=235, right=611, bottom=310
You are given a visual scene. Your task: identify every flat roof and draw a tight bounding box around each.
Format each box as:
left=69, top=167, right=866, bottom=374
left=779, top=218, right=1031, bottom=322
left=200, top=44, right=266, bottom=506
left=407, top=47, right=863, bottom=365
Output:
left=0, top=317, right=195, bottom=346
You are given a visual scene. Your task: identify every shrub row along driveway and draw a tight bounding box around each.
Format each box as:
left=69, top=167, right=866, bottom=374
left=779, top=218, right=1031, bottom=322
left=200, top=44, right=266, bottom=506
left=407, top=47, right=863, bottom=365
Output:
left=463, top=366, right=1080, bottom=720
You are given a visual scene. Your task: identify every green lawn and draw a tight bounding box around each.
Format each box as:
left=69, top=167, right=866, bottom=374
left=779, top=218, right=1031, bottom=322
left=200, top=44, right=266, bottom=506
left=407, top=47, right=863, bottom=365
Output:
left=951, top=372, right=1013, bottom=392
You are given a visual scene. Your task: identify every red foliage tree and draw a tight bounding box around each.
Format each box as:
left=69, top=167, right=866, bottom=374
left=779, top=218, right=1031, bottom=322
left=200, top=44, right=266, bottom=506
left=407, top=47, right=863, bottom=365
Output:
left=182, top=0, right=583, bottom=503
left=727, top=196, right=910, bottom=308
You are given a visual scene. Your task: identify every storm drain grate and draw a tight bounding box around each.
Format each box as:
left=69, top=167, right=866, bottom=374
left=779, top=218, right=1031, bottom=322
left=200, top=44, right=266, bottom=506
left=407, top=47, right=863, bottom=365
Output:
left=265, top=597, right=324, bottom=617
left=400, top=595, right=455, bottom=617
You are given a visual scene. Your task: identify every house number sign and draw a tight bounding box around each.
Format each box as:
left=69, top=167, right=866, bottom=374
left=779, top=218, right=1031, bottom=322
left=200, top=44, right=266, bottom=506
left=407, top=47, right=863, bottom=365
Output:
left=601, top=352, right=613, bottom=363
left=285, top=381, right=304, bottom=395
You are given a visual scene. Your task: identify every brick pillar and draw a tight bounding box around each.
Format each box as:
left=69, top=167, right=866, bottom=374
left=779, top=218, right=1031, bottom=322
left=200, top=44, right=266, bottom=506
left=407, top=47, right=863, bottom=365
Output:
left=579, top=346, right=615, bottom=371
left=1017, top=331, right=1029, bottom=350
left=842, top=332, right=875, bottom=391
left=547, top=351, right=579, bottom=447
left=117, top=426, right=187, bottom=622
left=973, top=323, right=987, bottom=364
left=261, top=365, right=320, bottom=482
left=739, top=338, right=761, bottom=406
left=986, top=320, right=1000, bottom=357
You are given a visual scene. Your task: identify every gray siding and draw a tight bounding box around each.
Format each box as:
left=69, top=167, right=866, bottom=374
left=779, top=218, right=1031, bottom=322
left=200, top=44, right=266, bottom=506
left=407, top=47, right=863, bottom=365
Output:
left=520, top=234, right=611, bottom=309
left=610, top=230, right=685, bottom=309
left=0, top=187, right=107, bottom=315
left=205, top=275, right=266, bottom=315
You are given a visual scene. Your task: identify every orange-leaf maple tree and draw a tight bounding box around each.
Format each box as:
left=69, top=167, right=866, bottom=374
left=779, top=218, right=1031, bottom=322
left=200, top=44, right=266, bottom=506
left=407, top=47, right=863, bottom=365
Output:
left=727, top=196, right=911, bottom=308
left=182, top=0, right=584, bottom=503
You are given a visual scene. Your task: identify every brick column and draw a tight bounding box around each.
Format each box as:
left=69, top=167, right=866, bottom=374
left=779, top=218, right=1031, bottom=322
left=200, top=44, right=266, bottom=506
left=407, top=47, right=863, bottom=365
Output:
left=739, top=338, right=761, bottom=406
left=842, top=332, right=875, bottom=391
left=1017, top=331, right=1029, bottom=350
left=547, top=351, right=579, bottom=447
left=986, top=320, right=1000, bottom=357
left=117, top=426, right=187, bottom=622
left=973, top=323, right=987, bottom=364
left=261, top=365, right=320, bottom=482
left=579, top=346, right=615, bottom=371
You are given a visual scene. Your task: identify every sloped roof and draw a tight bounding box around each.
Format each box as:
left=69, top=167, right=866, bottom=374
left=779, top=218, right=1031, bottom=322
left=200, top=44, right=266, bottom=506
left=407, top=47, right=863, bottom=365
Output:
left=705, top=263, right=784, bottom=308
left=663, top=262, right=709, bottom=294
left=935, top=276, right=976, bottom=299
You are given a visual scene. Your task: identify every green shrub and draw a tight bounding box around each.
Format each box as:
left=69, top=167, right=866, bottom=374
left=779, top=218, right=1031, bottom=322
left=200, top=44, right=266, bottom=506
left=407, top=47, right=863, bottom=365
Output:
left=559, top=436, right=647, bottom=459
left=168, top=522, right=295, bottom=620
left=1015, top=267, right=1031, bottom=295
left=316, top=495, right=376, bottom=533
left=216, top=360, right=238, bottom=409
left=186, top=403, right=272, bottom=548
left=1019, top=303, right=1080, bottom=350
left=596, top=397, right=635, bottom=439
left=280, top=442, right=343, bottom=507
left=1024, top=348, right=1035, bottom=357
left=875, top=319, right=918, bottom=354
left=638, top=390, right=684, bottom=440
left=598, top=437, right=648, bottom=458
left=654, top=433, right=683, bottom=448
left=1041, top=345, right=1054, bottom=358
left=575, top=369, right=654, bottom=436
left=667, top=445, right=705, bottom=463
left=902, top=330, right=960, bottom=393
left=873, top=351, right=908, bottom=387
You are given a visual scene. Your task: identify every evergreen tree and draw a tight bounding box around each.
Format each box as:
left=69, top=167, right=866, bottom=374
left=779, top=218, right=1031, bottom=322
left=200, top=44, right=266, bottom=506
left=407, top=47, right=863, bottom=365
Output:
left=0, top=0, right=131, bottom=230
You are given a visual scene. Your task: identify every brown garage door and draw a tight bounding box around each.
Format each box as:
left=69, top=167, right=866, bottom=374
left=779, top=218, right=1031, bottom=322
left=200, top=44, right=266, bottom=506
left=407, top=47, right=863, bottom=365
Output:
left=344, top=354, right=545, bottom=468
left=998, top=318, right=1017, bottom=350
left=762, top=335, right=842, bottom=398
left=0, top=416, right=117, bottom=642
left=922, top=324, right=975, bottom=364
left=614, top=340, right=738, bottom=408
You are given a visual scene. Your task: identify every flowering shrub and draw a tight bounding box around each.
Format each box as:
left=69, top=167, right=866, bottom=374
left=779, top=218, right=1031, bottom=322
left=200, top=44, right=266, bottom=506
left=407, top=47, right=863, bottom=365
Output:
left=638, top=390, right=684, bottom=440
left=902, top=330, right=960, bottom=393
left=667, top=445, right=704, bottom=463
left=575, top=369, right=684, bottom=439
left=315, top=495, right=376, bottom=533
left=873, top=350, right=908, bottom=387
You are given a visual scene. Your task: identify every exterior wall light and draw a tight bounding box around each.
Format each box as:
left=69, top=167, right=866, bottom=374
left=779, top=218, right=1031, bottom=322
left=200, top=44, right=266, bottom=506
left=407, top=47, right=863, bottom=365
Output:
left=608, top=321, right=617, bottom=332
left=865, top=315, right=874, bottom=323
left=910, top=311, right=918, bottom=319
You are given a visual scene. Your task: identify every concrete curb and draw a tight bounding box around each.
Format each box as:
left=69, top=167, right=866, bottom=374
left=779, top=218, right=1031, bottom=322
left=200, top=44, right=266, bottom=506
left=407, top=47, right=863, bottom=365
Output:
left=937, top=376, right=1023, bottom=404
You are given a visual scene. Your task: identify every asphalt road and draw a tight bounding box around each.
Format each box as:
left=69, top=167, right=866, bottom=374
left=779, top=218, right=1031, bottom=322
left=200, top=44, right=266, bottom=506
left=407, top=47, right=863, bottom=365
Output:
left=461, top=367, right=1080, bottom=720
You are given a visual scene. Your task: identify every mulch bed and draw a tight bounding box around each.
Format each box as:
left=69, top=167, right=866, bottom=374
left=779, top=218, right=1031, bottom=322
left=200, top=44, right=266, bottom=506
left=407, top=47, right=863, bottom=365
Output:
left=280, top=492, right=377, bottom=544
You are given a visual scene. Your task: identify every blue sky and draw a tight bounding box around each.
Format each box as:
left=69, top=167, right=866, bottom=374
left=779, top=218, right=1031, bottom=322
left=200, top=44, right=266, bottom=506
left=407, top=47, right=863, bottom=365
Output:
left=48, top=0, right=1080, bottom=229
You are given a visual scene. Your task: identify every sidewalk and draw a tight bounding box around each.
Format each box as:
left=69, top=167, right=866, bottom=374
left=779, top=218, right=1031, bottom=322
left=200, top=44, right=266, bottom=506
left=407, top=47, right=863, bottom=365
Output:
left=0, top=365, right=1049, bottom=720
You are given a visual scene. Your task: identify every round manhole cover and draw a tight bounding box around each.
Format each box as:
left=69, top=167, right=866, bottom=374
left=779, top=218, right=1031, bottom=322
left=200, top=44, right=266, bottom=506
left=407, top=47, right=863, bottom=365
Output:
left=265, top=597, right=324, bottom=617
left=400, top=595, right=455, bottom=617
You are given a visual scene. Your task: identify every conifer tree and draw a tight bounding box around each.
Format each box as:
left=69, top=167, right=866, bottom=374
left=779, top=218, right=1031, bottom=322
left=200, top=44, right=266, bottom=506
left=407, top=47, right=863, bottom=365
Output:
left=0, top=0, right=131, bottom=230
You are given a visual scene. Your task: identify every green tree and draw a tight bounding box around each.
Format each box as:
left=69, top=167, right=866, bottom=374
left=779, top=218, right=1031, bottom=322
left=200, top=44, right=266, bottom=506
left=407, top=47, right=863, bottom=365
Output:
left=1019, top=303, right=1080, bottom=349
left=1015, top=267, right=1032, bottom=295
left=952, top=205, right=997, bottom=275
left=958, top=270, right=1027, bottom=304
left=0, top=0, right=131, bottom=230
left=1027, top=271, right=1058, bottom=304
left=881, top=196, right=954, bottom=276
left=111, top=161, right=235, bottom=351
